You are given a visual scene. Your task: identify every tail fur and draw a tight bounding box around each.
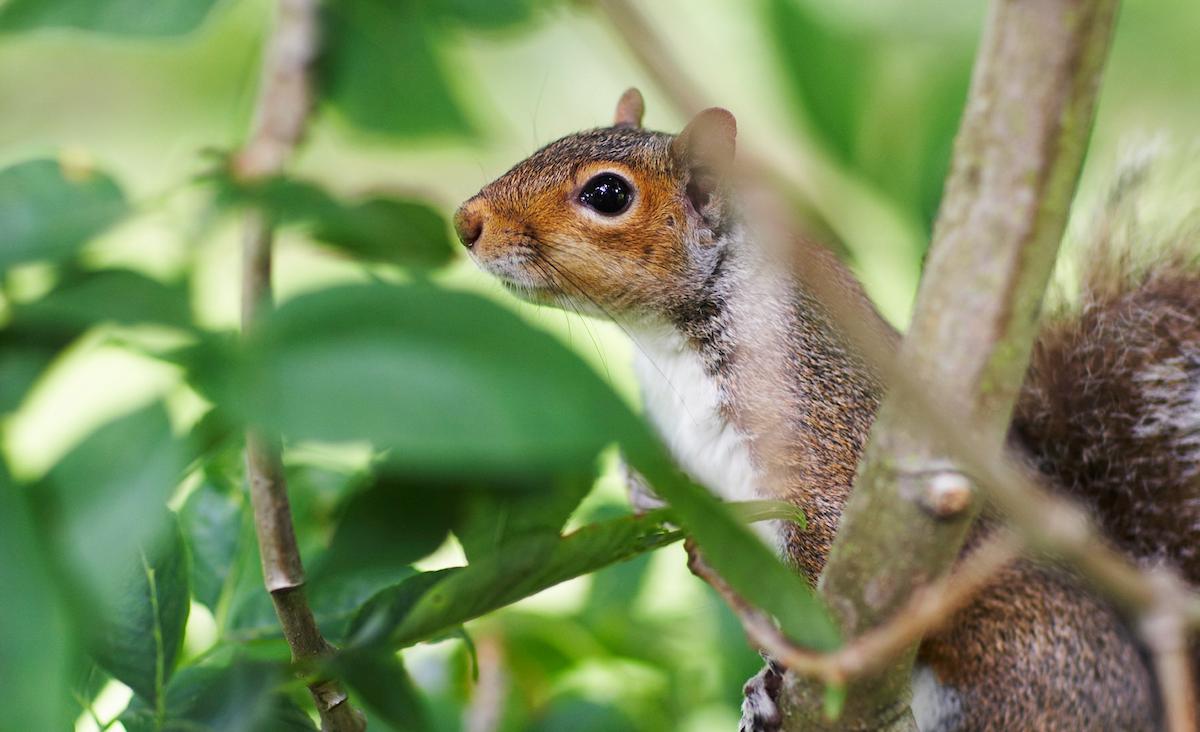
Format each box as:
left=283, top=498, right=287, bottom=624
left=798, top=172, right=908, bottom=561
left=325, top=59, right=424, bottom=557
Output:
left=1015, top=145, right=1200, bottom=579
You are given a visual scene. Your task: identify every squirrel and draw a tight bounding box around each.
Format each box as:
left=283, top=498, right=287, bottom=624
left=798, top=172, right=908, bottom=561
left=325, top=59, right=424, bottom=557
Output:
left=454, top=89, right=1200, bottom=731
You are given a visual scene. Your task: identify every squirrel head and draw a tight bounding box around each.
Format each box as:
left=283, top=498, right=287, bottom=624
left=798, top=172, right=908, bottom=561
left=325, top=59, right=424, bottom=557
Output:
left=455, top=88, right=738, bottom=320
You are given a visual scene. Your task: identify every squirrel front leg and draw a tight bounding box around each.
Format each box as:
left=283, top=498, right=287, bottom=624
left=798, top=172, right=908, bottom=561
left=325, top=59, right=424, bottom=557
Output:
left=619, top=453, right=667, bottom=515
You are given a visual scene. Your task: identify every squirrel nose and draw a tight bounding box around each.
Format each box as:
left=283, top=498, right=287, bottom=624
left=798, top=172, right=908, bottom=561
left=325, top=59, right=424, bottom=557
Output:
left=454, top=202, right=485, bottom=249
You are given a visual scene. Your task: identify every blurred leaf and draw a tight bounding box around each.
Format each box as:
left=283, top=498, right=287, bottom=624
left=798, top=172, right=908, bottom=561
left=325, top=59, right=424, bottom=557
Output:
left=767, top=0, right=871, bottom=164
left=179, top=479, right=243, bottom=610
left=91, top=514, right=190, bottom=702
left=37, top=403, right=188, bottom=634
left=0, top=324, right=75, bottom=414
left=333, top=651, right=431, bottom=731
left=455, top=473, right=591, bottom=563
left=317, top=476, right=458, bottom=577
left=16, top=268, right=194, bottom=332
left=530, top=697, right=638, bottom=732
left=0, top=466, right=76, bottom=732
left=216, top=283, right=636, bottom=476
left=120, top=662, right=317, bottom=732
left=321, top=0, right=473, bottom=138
left=0, top=159, right=128, bottom=274
left=312, top=196, right=455, bottom=267
left=430, top=0, right=539, bottom=29
left=348, top=510, right=682, bottom=649
left=0, top=0, right=220, bottom=36
left=622, top=442, right=841, bottom=651
left=213, top=175, right=455, bottom=267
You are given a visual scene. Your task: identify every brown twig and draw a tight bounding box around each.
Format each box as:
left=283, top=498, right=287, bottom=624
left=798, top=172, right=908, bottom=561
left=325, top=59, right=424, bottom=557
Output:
left=689, top=531, right=1023, bottom=687
left=235, top=1, right=366, bottom=729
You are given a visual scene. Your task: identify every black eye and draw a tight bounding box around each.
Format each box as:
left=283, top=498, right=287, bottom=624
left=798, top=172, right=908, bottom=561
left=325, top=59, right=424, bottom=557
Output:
left=579, top=173, right=632, bottom=215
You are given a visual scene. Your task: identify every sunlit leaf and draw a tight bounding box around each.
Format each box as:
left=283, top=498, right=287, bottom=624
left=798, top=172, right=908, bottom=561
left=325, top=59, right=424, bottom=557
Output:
left=90, top=514, right=190, bottom=702
left=0, top=466, right=75, bottom=732
left=321, top=0, right=473, bottom=138
left=120, top=662, right=316, bottom=732
left=348, top=510, right=682, bottom=649
left=0, top=0, right=220, bottom=36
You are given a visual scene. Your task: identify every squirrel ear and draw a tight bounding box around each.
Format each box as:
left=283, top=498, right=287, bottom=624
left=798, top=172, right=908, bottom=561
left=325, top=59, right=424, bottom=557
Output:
left=671, top=108, right=737, bottom=171
left=613, top=88, right=645, bottom=128
left=672, top=108, right=737, bottom=219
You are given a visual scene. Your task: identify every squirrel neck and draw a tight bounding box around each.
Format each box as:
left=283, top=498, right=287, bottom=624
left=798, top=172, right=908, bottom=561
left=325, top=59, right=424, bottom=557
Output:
left=629, top=226, right=888, bottom=578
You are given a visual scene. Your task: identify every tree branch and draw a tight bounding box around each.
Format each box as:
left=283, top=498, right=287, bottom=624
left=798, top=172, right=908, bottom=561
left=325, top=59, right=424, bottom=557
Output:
left=785, top=0, right=1119, bottom=726
left=234, top=1, right=365, bottom=729
left=593, top=0, right=1200, bottom=727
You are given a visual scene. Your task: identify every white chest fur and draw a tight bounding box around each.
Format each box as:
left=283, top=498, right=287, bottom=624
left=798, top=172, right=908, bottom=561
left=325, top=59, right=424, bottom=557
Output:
left=630, top=326, right=781, bottom=550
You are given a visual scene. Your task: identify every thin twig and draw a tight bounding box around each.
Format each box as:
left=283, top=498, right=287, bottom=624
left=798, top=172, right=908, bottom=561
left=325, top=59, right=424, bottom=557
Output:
left=689, top=531, right=1023, bottom=686
left=1141, top=572, right=1199, bottom=732
left=235, top=1, right=365, bottom=729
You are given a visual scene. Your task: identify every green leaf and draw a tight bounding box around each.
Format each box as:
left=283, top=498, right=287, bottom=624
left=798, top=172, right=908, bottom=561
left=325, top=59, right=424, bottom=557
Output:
left=348, top=510, right=682, bottom=649
left=37, top=403, right=188, bottom=618
left=454, top=473, right=592, bottom=563
left=318, top=476, right=458, bottom=577
left=0, top=0, right=220, bottom=36
left=333, top=651, right=431, bottom=731
left=0, top=324, right=75, bottom=414
left=213, top=175, right=455, bottom=267
left=120, top=662, right=317, bottom=732
left=218, top=282, right=636, bottom=476
left=312, top=196, right=455, bottom=267
left=430, top=0, right=539, bottom=29
left=767, top=0, right=871, bottom=164
left=17, top=268, right=194, bottom=332
left=90, top=514, right=190, bottom=702
left=0, top=466, right=76, bottom=732
left=622, top=441, right=841, bottom=651
left=0, top=159, right=128, bottom=274
left=320, top=0, right=473, bottom=138
left=179, top=479, right=243, bottom=610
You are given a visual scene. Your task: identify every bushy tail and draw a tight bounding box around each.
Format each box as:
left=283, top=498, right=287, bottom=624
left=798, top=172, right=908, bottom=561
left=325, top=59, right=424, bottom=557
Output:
left=1014, top=144, right=1200, bottom=581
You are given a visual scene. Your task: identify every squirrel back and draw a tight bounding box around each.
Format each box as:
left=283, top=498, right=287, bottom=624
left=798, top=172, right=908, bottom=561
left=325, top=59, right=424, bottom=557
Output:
left=456, top=92, right=1200, bottom=729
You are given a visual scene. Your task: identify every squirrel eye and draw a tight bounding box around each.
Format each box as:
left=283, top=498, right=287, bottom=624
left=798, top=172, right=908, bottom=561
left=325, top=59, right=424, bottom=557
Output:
left=579, top=173, right=632, bottom=215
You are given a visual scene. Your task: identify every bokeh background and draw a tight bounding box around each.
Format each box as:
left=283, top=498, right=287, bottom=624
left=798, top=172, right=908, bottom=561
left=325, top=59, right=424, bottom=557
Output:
left=1, top=1, right=1197, bottom=730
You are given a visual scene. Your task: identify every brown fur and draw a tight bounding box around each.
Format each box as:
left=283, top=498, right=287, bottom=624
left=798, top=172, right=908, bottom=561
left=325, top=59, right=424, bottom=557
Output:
left=457, top=95, right=1200, bottom=730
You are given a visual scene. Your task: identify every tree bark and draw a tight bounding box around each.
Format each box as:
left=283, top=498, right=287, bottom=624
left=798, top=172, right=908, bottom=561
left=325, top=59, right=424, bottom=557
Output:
left=783, top=0, right=1119, bottom=728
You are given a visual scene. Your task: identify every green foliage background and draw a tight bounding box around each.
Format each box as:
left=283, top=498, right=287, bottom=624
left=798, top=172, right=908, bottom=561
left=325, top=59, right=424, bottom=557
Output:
left=0, top=1, right=1197, bottom=730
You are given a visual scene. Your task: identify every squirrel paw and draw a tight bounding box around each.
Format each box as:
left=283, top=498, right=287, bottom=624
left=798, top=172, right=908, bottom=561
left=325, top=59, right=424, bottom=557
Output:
left=620, top=456, right=666, bottom=514
left=739, top=660, right=784, bottom=732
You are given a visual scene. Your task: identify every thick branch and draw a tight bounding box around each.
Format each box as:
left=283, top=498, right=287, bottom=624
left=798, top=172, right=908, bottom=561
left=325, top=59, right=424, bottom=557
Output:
left=787, top=1, right=1119, bottom=727
left=235, top=1, right=365, bottom=729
